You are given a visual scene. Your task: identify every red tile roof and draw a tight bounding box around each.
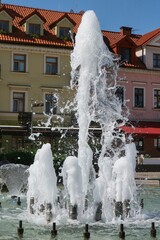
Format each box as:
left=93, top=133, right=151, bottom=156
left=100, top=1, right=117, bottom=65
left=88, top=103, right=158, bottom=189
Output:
left=120, top=59, right=146, bottom=69
left=0, top=3, right=151, bottom=69
left=49, top=13, right=76, bottom=29
left=102, top=30, right=146, bottom=69
left=0, top=3, right=83, bottom=48
left=102, top=30, right=141, bottom=47
left=137, top=28, right=160, bottom=46
left=19, top=9, right=47, bottom=25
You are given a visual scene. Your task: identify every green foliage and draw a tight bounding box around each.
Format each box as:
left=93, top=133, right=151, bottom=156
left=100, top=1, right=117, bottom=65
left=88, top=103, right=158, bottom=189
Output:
left=0, top=29, right=8, bottom=34
left=0, top=150, right=34, bottom=166
left=53, top=153, right=67, bottom=176
left=59, top=36, right=72, bottom=41
left=29, top=33, right=40, bottom=39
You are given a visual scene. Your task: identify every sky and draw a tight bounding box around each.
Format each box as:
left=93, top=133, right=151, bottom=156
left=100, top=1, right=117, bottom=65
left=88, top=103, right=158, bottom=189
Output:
left=2, top=0, right=160, bottom=35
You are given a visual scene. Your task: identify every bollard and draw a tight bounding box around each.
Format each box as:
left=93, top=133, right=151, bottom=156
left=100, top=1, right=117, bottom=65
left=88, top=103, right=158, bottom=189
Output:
left=69, top=204, right=78, bottom=220
left=30, top=197, right=34, bottom=214
left=57, top=196, right=63, bottom=208
left=115, top=201, right=123, bottom=218
left=17, top=197, right=21, bottom=206
left=51, top=222, right=57, bottom=238
left=94, top=202, right=102, bottom=221
left=0, top=202, right=1, bottom=208
left=46, top=203, right=53, bottom=223
left=83, top=224, right=90, bottom=239
left=140, top=199, right=144, bottom=209
left=39, top=204, right=45, bottom=212
left=123, top=199, right=130, bottom=218
left=57, top=196, right=60, bottom=204
left=119, top=224, right=125, bottom=239
left=17, top=220, right=24, bottom=238
left=150, top=222, right=156, bottom=238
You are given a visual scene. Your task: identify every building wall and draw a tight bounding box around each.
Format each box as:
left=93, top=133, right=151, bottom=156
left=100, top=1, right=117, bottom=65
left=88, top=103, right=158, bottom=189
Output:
left=145, top=46, right=160, bottom=70
left=0, top=43, right=74, bottom=126
left=118, top=68, right=160, bottom=122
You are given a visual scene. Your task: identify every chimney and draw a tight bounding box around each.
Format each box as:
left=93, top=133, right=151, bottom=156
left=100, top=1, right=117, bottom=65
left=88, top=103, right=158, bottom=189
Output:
left=120, top=26, right=132, bottom=36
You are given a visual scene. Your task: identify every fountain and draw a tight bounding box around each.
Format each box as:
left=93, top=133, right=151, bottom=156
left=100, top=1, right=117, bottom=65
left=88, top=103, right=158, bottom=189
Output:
left=0, top=9, right=160, bottom=240
left=25, top=10, right=138, bottom=223
left=0, top=163, right=28, bottom=195
left=27, top=143, right=57, bottom=222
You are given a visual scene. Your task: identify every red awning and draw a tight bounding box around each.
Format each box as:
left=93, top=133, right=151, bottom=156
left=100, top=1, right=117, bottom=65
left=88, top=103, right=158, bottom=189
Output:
left=121, top=126, right=160, bottom=135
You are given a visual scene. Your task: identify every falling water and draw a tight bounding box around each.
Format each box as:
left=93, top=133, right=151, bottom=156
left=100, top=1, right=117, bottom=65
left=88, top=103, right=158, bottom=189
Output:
left=27, top=143, right=58, bottom=221
left=26, top=10, right=138, bottom=223
left=70, top=10, right=138, bottom=220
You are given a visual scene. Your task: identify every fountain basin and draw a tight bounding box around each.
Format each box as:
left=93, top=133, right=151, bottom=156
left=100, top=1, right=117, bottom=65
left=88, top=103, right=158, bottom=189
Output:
left=0, top=187, right=160, bottom=239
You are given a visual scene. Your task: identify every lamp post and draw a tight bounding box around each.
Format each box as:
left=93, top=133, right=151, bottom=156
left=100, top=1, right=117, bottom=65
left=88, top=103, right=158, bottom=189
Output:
left=18, top=101, right=44, bottom=135
left=30, top=101, right=44, bottom=135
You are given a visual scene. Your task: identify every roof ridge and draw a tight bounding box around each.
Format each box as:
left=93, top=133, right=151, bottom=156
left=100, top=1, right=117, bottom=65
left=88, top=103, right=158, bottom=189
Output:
left=102, top=29, right=142, bottom=38
left=3, top=3, right=83, bottom=16
left=102, top=29, right=119, bottom=34
left=144, top=27, right=160, bottom=36
left=137, top=27, right=160, bottom=46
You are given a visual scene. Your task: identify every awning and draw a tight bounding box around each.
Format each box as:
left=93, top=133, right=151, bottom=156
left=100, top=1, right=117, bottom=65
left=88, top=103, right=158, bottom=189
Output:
left=121, top=126, right=160, bottom=135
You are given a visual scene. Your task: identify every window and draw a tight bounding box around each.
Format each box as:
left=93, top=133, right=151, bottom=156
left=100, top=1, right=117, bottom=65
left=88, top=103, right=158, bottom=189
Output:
left=135, top=138, right=144, bottom=151
left=154, top=89, right=160, bottom=109
left=153, top=54, right=160, bottom=68
left=45, top=94, right=57, bottom=114
left=115, top=86, right=124, bottom=106
left=29, top=23, right=40, bottom=35
left=45, top=57, right=58, bottom=75
left=0, top=20, right=9, bottom=33
left=154, top=138, right=160, bottom=149
left=13, top=54, right=26, bottom=72
left=13, top=92, right=25, bottom=112
left=59, top=27, right=70, bottom=39
left=121, top=48, right=131, bottom=63
left=134, top=88, right=144, bottom=108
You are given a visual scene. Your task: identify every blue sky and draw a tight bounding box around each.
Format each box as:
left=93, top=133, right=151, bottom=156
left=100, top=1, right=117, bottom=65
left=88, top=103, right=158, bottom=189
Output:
left=2, top=0, right=160, bottom=35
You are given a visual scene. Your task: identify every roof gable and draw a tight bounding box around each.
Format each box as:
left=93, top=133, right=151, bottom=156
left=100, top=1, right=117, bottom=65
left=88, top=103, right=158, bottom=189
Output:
left=115, top=35, right=137, bottom=47
left=2, top=3, right=82, bottom=34
left=102, top=30, right=141, bottom=48
left=137, top=28, right=160, bottom=46
left=19, top=9, right=46, bottom=25
left=0, top=3, right=84, bottom=48
left=148, top=34, right=160, bottom=47
left=0, top=6, right=13, bottom=19
left=49, top=13, right=76, bottom=29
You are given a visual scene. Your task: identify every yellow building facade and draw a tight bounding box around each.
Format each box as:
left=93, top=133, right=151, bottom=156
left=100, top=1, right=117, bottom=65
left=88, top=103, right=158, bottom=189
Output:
left=0, top=3, right=81, bottom=152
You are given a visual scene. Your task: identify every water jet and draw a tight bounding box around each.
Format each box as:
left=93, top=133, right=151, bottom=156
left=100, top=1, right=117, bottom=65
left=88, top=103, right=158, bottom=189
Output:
left=0, top=9, right=159, bottom=240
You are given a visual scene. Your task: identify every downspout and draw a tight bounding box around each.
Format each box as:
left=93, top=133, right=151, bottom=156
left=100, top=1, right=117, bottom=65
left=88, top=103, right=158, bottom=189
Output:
left=141, top=46, right=144, bottom=63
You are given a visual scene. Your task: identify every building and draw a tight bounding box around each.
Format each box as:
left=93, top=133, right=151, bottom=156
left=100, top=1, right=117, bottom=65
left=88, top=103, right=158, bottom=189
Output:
left=0, top=3, right=160, bottom=157
left=103, top=26, right=160, bottom=157
left=0, top=3, right=83, bottom=153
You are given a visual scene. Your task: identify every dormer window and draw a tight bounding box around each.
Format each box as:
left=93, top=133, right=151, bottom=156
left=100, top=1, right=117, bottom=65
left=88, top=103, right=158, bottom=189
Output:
left=0, top=8, right=13, bottom=33
left=59, top=27, right=71, bottom=39
left=29, top=23, right=40, bottom=35
left=121, top=48, right=131, bottom=63
left=49, top=14, right=75, bottom=40
left=19, top=10, right=46, bottom=36
left=0, top=20, right=9, bottom=33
